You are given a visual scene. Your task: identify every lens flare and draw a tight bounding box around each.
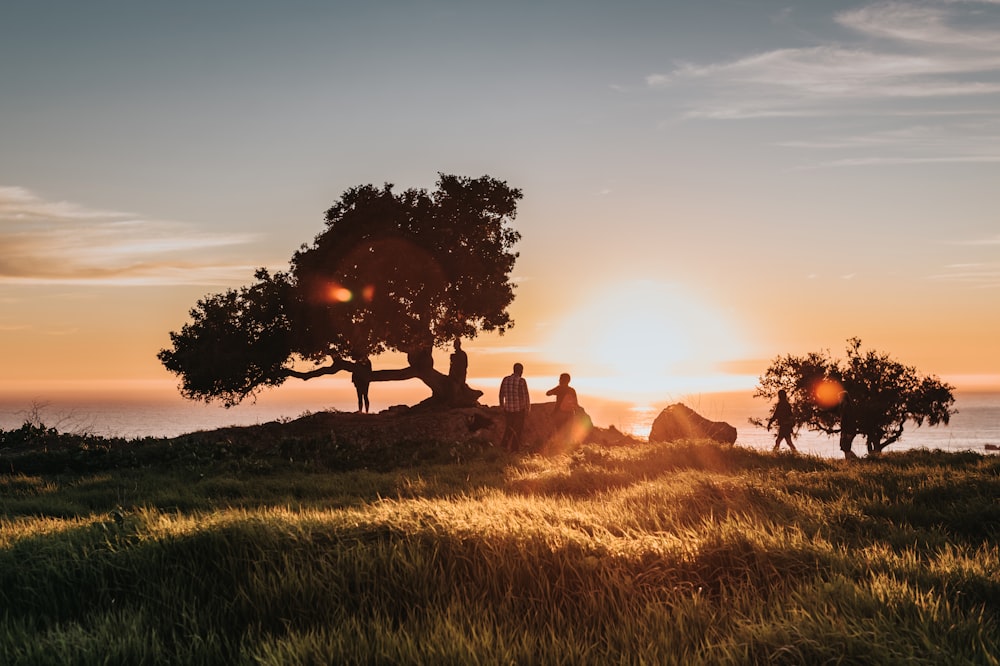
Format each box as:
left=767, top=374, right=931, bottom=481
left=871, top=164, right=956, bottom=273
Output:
left=327, top=284, right=353, bottom=303
left=813, top=378, right=844, bottom=408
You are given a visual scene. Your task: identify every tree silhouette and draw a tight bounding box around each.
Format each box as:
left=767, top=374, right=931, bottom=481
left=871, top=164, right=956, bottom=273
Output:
left=752, top=338, right=956, bottom=454
left=158, top=174, right=522, bottom=408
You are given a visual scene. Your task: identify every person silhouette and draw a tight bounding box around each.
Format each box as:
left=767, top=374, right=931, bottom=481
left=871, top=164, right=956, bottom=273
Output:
left=546, top=373, right=578, bottom=429
left=449, top=338, right=468, bottom=386
left=352, top=356, right=372, bottom=413
left=767, top=389, right=797, bottom=453
left=499, top=363, right=530, bottom=452
left=838, top=390, right=859, bottom=460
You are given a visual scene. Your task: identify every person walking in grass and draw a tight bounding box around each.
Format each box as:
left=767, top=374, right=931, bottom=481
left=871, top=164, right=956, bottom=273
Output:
left=767, top=389, right=798, bottom=453
left=499, top=362, right=530, bottom=452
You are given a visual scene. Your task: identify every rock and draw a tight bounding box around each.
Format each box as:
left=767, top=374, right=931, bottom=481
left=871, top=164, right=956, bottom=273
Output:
left=170, top=402, right=644, bottom=464
left=454, top=403, right=595, bottom=454
left=283, top=402, right=599, bottom=454
left=648, top=403, right=737, bottom=444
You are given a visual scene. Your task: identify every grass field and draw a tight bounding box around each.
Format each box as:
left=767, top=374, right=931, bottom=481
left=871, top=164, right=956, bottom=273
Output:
left=1, top=427, right=998, bottom=665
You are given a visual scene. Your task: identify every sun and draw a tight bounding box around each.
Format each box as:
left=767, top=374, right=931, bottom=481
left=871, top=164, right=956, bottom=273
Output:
left=542, top=280, right=749, bottom=398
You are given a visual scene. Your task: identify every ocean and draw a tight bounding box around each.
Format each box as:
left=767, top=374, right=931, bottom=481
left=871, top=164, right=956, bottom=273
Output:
left=1, top=380, right=997, bottom=460
left=589, top=390, right=1000, bottom=459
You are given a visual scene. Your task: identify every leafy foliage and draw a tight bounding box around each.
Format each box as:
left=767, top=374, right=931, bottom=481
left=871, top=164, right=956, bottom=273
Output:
left=754, top=338, right=956, bottom=453
left=291, top=173, right=522, bottom=359
left=158, top=269, right=294, bottom=406
left=158, top=174, right=523, bottom=406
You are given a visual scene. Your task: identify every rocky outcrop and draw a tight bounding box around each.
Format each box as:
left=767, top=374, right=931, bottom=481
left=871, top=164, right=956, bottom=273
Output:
left=648, top=403, right=737, bottom=444
left=0, top=402, right=646, bottom=475
left=223, top=401, right=638, bottom=455
left=304, top=402, right=599, bottom=454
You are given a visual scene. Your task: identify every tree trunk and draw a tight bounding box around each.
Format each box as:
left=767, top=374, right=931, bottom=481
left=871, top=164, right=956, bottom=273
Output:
left=372, top=348, right=483, bottom=408
left=286, top=349, right=484, bottom=408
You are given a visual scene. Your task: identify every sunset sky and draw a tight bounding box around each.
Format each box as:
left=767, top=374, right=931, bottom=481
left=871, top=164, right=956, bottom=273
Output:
left=2, top=0, right=999, bottom=412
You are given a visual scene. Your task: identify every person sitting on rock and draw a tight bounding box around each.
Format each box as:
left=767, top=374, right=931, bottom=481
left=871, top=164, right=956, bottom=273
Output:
left=546, top=373, right=578, bottom=429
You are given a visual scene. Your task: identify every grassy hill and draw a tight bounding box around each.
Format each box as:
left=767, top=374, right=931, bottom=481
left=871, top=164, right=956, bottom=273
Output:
left=1, top=414, right=998, bottom=664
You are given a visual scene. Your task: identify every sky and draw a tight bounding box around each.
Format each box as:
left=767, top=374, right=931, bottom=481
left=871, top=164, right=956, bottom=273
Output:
left=2, top=0, right=999, bottom=412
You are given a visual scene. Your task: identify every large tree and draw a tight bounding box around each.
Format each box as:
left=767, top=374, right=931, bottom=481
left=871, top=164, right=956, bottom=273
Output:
left=158, top=174, right=523, bottom=408
left=752, top=338, right=956, bottom=454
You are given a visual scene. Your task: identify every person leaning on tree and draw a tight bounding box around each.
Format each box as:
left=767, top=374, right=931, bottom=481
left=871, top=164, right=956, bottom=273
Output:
left=499, top=363, right=530, bottom=453
left=449, top=338, right=468, bottom=386
left=352, top=356, right=372, bottom=413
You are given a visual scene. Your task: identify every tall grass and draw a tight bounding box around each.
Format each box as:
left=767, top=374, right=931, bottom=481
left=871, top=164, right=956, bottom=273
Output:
left=2, top=440, right=998, bottom=664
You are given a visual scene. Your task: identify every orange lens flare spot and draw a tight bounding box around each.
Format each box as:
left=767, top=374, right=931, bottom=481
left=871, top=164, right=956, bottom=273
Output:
left=360, top=285, right=375, bottom=302
left=327, top=285, right=353, bottom=303
left=813, top=379, right=844, bottom=409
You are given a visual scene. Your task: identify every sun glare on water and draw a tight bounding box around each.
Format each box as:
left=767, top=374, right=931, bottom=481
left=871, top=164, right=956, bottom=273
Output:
left=543, top=280, right=752, bottom=400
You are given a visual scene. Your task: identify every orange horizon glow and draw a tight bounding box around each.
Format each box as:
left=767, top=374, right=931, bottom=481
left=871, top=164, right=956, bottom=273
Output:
left=3, top=368, right=997, bottom=406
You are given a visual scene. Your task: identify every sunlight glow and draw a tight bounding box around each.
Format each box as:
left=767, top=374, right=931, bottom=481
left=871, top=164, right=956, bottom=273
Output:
left=542, top=280, right=751, bottom=400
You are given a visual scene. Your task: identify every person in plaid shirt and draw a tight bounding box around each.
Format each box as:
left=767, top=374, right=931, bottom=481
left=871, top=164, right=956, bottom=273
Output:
left=499, top=362, right=530, bottom=452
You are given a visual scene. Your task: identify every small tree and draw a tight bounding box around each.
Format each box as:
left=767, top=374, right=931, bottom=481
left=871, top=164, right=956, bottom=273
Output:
left=752, top=338, right=956, bottom=454
left=158, top=173, right=523, bottom=408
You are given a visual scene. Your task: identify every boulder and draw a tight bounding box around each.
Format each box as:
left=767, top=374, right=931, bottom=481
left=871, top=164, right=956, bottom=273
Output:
left=481, top=402, right=596, bottom=454
left=648, top=403, right=737, bottom=444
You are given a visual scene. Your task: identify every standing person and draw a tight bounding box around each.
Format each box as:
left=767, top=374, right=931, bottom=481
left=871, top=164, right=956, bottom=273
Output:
left=546, top=373, right=578, bottom=429
left=352, top=356, right=372, bottom=413
left=499, top=362, right=530, bottom=452
left=767, top=389, right=797, bottom=453
left=449, top=338, right=468, bottom=386
left=839, top=390, right=859, bottom=460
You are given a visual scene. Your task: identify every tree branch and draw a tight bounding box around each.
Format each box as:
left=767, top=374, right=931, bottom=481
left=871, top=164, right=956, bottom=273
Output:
left=284, top=358, right=354, bottom=380
left=284, top=360, right=423, bottom=383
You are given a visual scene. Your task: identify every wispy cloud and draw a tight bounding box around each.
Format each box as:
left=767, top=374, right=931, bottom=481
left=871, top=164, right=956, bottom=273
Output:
left=799, top=155, right=1000, bottom=169
left=927, top=263, right=1000, bottom=287
left=647, top=1, right=1000, bottom=163
left=949, top=234, right=1000, bottom=245
left=470, top=345, right=541, bottom=355
left=836, top=2, right=1000, bottom=49
left=0, top=186, right=259, bottom=286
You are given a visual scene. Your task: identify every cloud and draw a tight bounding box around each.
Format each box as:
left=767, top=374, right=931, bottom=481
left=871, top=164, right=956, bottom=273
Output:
left=927, top=263, right=1000, bottom=287
left=0, top=186, right=259, bottom=286
left=779, top=118, right=1000, bottom=148
left=800, top=155, right=1000, bottom=169
left=949, top=234, right=1000, bottom=245
left=653, top=44, right=1000, bottom=105
left=836, top=2, right=1000, bottom=49
left=645, top=1, right=1000, bottom=168
left=647, top=2, right=1000, bottom=119
left=470, top=345, right=541, bottom=355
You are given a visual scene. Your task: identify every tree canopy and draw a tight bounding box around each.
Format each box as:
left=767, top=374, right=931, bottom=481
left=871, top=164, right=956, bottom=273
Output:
left=752, top=338, right=956, bottom=454
left=158, top=174, right=523, bottom=407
